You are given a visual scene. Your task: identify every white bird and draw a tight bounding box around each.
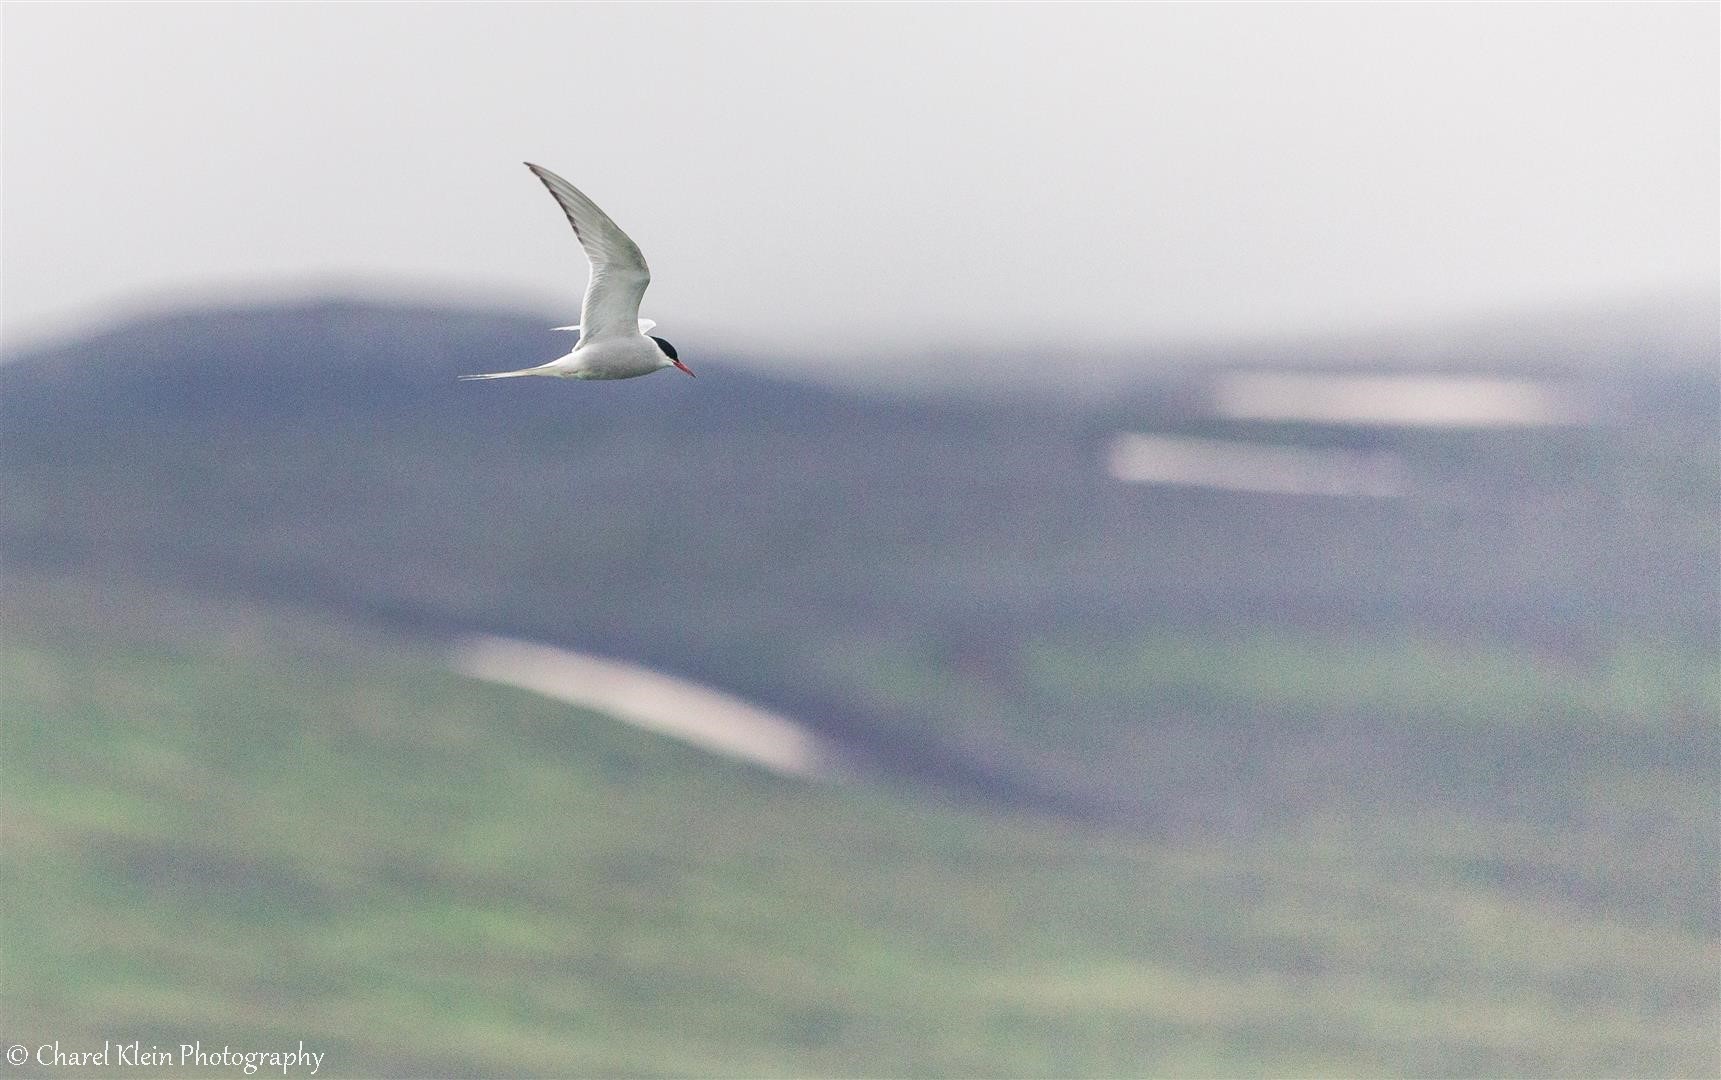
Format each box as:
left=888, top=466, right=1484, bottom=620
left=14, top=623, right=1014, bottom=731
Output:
left=462, top=163, right=694, bottom=381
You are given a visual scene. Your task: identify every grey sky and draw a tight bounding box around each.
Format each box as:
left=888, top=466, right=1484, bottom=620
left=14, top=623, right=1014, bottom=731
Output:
left=3, top=2, right=1716, bottom=367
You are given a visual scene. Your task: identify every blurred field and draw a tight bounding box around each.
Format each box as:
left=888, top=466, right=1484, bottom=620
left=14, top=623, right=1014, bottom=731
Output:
left=4, top=581, right=1716, bottom=1077
left=2, top=301, right=1717, bottom=1076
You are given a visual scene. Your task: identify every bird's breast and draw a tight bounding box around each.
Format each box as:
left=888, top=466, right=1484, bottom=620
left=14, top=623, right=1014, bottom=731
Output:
left=568, top=335, right=662, bottom=379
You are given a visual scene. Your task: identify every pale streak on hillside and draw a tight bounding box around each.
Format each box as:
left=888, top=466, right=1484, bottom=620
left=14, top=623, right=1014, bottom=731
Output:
left=1214, top=372, right=1591, bottom=427
left=451, top=635, right=836, bottom=781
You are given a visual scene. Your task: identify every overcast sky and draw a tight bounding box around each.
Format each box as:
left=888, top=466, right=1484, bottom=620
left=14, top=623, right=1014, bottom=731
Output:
left=3, top=2, right=1716, bottom=368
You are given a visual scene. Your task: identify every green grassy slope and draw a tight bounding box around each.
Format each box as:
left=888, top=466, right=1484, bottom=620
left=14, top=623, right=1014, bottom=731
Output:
left=4, top=596, right=1715, bottom=1077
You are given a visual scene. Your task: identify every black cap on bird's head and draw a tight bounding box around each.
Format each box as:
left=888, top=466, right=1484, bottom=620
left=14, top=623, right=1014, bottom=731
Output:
left=652, top=335, right=694, bottom=377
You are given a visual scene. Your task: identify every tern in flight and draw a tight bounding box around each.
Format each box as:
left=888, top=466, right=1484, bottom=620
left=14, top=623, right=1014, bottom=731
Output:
left=462, top=163, right=693, bottom=381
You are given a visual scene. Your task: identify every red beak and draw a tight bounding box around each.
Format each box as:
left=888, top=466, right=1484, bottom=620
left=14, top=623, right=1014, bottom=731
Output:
left=672, top=358, right=696, bottom=378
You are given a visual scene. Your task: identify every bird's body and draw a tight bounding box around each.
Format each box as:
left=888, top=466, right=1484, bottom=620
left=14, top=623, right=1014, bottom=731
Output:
left=462, top=316, right=667, bottom=380
left=461, top=333, right=670, bottom=381
left=462, top=163, right=693, bottom=382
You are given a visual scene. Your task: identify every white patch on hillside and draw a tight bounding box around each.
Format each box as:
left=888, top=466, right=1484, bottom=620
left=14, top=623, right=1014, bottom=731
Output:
left=451, top=635, right=835, bottom=780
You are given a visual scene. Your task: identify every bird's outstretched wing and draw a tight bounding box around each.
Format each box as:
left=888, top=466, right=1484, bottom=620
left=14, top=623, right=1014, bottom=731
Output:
left=552, top=319, right=656, bottom=334
left=526, top=162, right=650, bottom=341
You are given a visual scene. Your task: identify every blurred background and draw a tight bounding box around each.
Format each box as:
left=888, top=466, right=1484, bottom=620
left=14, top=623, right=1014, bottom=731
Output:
left=2, top=3, right=1717, bottom=1076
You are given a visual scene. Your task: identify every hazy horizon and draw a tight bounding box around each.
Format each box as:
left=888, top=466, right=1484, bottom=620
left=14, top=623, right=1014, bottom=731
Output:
left=4, top=3, right=1717, bottom=376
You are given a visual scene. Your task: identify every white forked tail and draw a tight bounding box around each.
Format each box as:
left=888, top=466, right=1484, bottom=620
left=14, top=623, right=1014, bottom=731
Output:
left=458, top=367, right=550, bottom=381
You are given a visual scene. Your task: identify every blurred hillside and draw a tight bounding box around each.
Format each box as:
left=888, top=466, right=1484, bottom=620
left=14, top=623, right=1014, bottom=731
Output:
left=2, top=299, right=1717, bottom=1075
left=2, top=300, right=1716, bottom=817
